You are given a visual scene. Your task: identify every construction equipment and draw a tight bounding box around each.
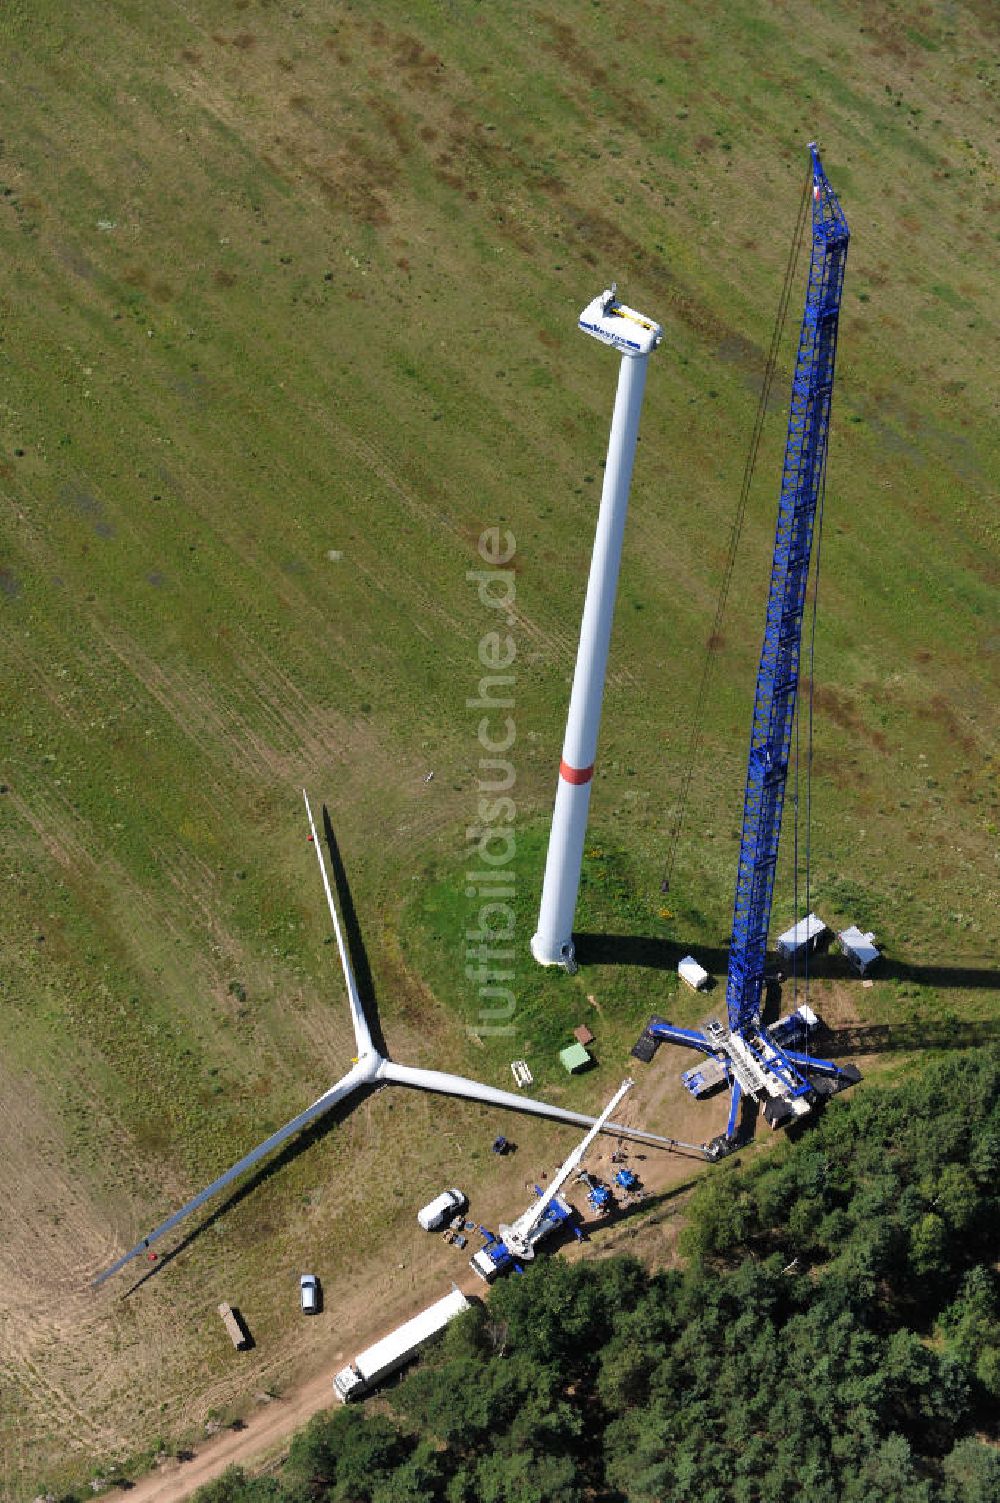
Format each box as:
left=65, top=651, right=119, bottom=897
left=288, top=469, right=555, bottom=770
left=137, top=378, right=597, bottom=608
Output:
left=579, top=1171, right=613, bottom=1214
left=470, top=1079, right=632, bottom=1280
left=636, top=145, right=860, bottom=1146
left=95, top=799, right=674, bottom=1287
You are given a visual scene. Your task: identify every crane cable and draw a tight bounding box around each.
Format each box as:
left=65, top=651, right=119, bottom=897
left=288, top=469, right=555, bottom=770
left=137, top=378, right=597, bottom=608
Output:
left=660, top=163, right=813, bottom=894
left=790, top=447, right=828, bottom=1035
left=803, top=451, right=829, bottom=1015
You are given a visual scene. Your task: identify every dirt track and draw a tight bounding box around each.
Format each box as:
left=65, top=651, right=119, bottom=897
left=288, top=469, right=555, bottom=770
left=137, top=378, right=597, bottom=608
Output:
left=102, top=1085, right=722, bottom=1502
left=104, top=1264, right=504, bottom=1503
left=104, top=1368, right=330, bottom=1502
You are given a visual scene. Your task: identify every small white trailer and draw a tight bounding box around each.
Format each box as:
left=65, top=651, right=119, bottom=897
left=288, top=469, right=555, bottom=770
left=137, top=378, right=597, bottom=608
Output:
left=838, top=925, right=880, bottom=976
left=776, top=913, right=828, bottom=961
left=332, top=1287, right=470, bottom=1403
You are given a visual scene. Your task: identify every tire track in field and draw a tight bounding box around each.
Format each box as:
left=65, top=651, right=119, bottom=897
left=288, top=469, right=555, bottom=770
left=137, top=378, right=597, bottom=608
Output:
left=349, top=553, right=464, bottom=645
left=5, top=779, right=206, bottom=957
left=156, top=839, right=230, bottom=946
left=5, top=784, right=94, bottom=875
left=98, top=633, right=276, bottom=792
left=228, top=631, right=453, bottom=822
left=0, top=645, right=95, bottom=737
left=327, top=421, right=584, bottom=668
left=6, top=769, right=192, bottom=958
left=0, top=1063, right=135, bottom=1461
left=15, top=1347, right=110, bottom=1453
left=94, top=628, right=369, bottom=797
left=229, top=639, right=362, bottom=776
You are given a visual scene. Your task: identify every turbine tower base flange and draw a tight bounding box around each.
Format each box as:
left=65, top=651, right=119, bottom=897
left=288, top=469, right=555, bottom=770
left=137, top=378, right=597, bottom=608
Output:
left=529, top=931, right=578, bottom=972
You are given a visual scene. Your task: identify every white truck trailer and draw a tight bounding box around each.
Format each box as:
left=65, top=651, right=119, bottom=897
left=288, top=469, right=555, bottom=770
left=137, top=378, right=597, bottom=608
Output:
left=332, top=1287, right=470, bottom=1402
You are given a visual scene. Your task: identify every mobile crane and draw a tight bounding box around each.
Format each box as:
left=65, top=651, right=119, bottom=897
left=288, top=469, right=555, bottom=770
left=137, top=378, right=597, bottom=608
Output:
left=636, top=145, right=860, bottom=1147
left=470, top=1079, right=634, bottom=1280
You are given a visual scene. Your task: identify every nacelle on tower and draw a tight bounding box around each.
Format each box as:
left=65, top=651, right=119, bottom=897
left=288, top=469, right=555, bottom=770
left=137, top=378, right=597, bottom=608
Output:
left=578, top=284, right=663, bottom=357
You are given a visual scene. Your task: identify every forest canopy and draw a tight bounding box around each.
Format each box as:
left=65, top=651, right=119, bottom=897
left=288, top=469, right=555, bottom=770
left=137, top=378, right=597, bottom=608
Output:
left=195, top=1048, right=1000, bottom=1503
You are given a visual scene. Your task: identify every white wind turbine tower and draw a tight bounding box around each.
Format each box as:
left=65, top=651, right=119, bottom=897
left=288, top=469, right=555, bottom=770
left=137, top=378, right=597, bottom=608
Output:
left=94, top=790, right=674, bottom=1286
left=531, top=286, right=662, bottom=971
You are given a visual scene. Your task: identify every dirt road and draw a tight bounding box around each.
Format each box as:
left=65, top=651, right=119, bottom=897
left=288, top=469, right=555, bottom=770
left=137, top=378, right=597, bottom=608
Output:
left=102, top=1264, right=494, bottom=1502
left=105, top=1364, right=331, bottom=1502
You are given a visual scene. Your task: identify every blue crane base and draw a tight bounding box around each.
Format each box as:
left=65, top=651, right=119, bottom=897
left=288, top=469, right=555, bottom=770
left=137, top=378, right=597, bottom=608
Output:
left=632, top=1011, right=860, bottom=1153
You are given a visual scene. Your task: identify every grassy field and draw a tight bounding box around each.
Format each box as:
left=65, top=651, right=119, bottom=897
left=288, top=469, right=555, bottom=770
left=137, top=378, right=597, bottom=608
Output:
left=0, top=0, right=996, bottom=1495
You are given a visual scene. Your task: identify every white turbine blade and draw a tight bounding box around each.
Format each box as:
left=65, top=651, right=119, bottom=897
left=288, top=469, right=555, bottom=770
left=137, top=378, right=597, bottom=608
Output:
left=302, top=788, right=373, bottom=1059
left=378, top=1060, right=673, bottom=1148
left=93, top=1065, right=367, bottom=1287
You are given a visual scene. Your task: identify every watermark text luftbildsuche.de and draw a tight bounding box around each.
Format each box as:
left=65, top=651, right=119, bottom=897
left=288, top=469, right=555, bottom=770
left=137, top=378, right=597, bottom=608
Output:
left=466, top=528, right=517, bottom=1038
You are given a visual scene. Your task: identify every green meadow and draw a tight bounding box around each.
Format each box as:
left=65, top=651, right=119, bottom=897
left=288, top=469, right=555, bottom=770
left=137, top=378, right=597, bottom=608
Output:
left=0, top=0, right=995, bottom=1494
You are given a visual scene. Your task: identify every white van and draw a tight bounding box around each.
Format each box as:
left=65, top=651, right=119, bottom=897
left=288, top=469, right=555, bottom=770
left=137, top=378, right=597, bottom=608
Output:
left=417, top=1188, right=467, bottom=1232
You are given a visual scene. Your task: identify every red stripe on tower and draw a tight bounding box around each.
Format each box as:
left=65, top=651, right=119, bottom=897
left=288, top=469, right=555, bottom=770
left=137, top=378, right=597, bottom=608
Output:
left=559, top=759, right=594, bottom=786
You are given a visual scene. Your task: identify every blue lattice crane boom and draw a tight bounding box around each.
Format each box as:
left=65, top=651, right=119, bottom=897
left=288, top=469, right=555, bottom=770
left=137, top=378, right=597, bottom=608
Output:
left=633, top=146, right=859, bottom=1146
left=726, top=144, right=849, bottom=1035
